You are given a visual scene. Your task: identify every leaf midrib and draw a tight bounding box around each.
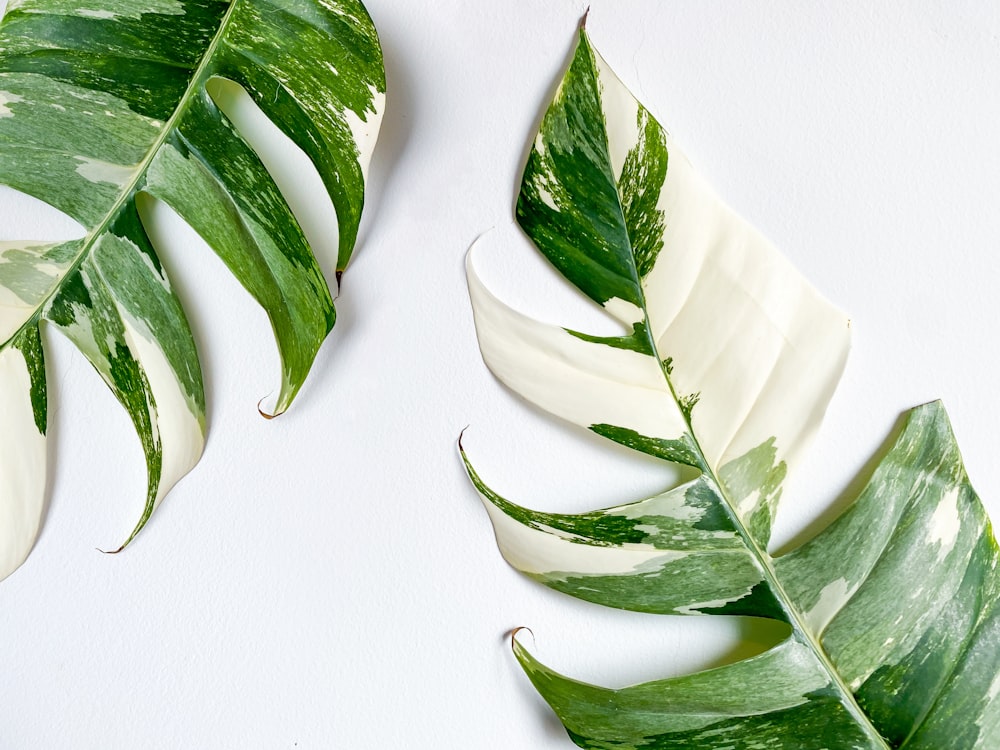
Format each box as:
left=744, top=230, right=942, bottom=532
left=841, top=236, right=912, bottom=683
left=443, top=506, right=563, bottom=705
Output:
left=632, top=190, right=894, bottom=750
left=578, top=34, right=893, bottom=750
left=3, top=0, right=241, bottom=346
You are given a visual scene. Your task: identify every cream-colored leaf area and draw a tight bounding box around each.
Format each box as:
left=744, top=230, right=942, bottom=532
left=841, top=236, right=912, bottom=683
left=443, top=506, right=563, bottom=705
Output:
left=119, top=316, right=204, bottom=507
left=467, top=249, right=688, bottom=444
left=0, top=346, right=45, bottom=577
left=590, top=43, right=852, bottom=480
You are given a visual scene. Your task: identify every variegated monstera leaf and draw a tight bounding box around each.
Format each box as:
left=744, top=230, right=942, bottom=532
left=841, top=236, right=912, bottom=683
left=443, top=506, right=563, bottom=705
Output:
left=464, top=28, right=1000, bottom=749
left=0, top=0, right=385, bottom=579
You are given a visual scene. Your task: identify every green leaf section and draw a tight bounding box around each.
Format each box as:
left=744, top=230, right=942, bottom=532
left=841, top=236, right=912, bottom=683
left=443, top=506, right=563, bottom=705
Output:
left=477, top=403, right=1000, bottom=747
left=465, top=27, right=1000, bottom=749
left=513, top=636, right=875, bottom=750
left=464, top=447, right=786, bottom=621
left=517, top=30, right=659, bottom=310
left=589, top=424, right=702, bottom=470
left=11, top=322, right=45, bottom=434
left=0, top=0, right=384, bottom=571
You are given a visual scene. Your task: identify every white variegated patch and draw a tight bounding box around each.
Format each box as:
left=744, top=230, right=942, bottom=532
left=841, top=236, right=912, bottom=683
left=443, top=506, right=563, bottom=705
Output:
left=525, top=156, right=562, bottom=213
left=803, top=578, right=859, bottom=635
left=481, top=497, right=686, bottom=580
left=535, top=184, right=558, bottom=211
left=613, top=487, right=703, bottom=523
left=74, top=156, right=138, bottom=186
left=579, top=41, right=852, bottom=486
left=640, top=132, right=850, bottom=476
left=736, top=489, right=762, bottom=519
left=56, top=298, right=102, bottom=367
left=592, top=51, right=640, bottom=183
left=674, top=589, right=753, bottom=615
left=0, top=296, right=35, bottom=345
left=0, top=243, right=75, bottom=345
left=0, top=90, right=23, bottom=118
left=76, top=9, right=117, bottom=19
left=345, top=87, right=385, bottom=183
left=13, top=0, right=185, bottom=20
left=602, top=296, right=643, bottom=326
left=119, top=316, right=204, bottom=506
left=0, top=345, right=46, bottom=580
left=927, top=487, right=962, bottom=561
left=532, top=132, right=546, bottom=156
left=467, top=247, right=688, bottom=443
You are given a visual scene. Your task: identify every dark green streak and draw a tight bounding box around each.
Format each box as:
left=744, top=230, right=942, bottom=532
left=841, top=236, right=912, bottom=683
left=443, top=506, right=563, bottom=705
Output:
left=589, top=424, right=704, bottom=470
left=694, top=579, right=785, bottom=620
left=618, top=108, right=667, bottom=279
left=12, top=325, right=47, bottom=435
left=565, top=320, right=655, bottom=355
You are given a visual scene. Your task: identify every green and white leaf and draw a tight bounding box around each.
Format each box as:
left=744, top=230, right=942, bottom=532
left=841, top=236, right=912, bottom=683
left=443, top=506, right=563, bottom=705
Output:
left=464, top=27, right=1000, bottom=749
left=0, top=0, right=385, bottom=579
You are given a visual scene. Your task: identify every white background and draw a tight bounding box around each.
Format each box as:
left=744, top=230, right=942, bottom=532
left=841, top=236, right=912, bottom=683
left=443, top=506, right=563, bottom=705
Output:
left=1, top=1, right=999, bottom=747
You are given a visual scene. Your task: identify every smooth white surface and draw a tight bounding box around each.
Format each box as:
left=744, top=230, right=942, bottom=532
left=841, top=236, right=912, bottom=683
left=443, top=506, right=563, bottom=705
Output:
left=1, top=2, right=998, bottom=747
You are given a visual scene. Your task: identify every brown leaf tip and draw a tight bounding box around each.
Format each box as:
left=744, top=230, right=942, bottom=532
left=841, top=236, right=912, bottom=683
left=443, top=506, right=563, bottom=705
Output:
left=257, top=398, right=279, bottom=420
left=509, top=626, right=535, bottom=649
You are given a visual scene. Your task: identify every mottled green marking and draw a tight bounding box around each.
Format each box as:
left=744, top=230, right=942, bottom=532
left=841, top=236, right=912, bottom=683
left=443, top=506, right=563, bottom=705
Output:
left=47, top=260, right=165, bottom=544
left=774, top=403, right=1000, bottom=746
left=0, top=0, right=384, bottom=571
left=589, top=424, right=704, bottom=470
left=718, top=438, right=787, bottom=548
left=517, top=32, right=644, bottom=309
left=618, top=107, right=667, bottom=279
left=0, top=240, right=79, bottom=312
left=513, top=634, right=881, bottom=749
